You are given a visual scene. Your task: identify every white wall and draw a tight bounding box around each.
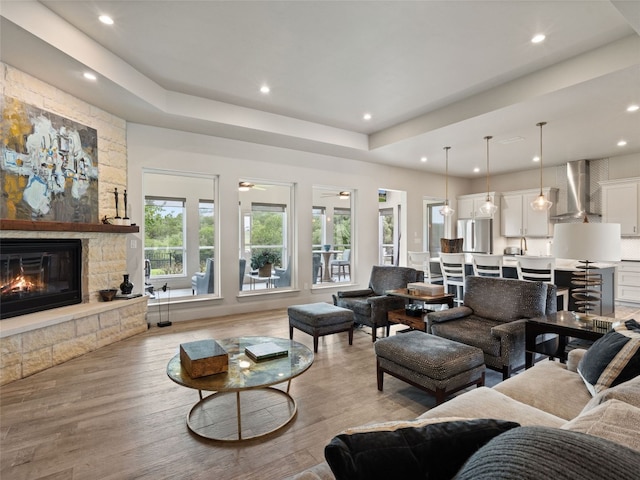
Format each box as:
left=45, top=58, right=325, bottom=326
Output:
left=127, top=123, right=469, bottom=322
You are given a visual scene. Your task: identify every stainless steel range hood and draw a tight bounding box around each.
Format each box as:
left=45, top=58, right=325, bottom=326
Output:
left=551, top=160, right=602, bottom=222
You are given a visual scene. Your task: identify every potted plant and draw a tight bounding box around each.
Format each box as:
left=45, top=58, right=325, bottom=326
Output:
left=250, top=249, right=282, bottom=277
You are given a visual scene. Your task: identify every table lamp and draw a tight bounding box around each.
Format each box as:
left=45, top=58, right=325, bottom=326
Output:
left=552, top=220, right=621, bottom=321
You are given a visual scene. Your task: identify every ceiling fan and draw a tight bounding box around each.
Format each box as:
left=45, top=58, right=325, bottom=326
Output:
left=238, top=181, right=267, bottom=191
left=321, top=191, right=351, bottom=199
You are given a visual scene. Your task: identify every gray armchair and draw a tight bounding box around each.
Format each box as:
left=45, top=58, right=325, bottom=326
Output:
left=333, top=266, right=424, bottom=342
left=239, top=258, right=246, bottom=291
left=275, top=257, right=291, bottom=288
left=426, top=276, right=557, bottom=380
left=312, top=253, right=322, bottom=284
left=191, top=257, right=214, bottom=295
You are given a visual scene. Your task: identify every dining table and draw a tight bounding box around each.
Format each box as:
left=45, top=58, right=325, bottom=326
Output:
left=313, top=249, right=340, bottom=282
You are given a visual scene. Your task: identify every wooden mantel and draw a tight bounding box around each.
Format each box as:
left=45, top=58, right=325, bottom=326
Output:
left=0, top=219, right=139, bottom=233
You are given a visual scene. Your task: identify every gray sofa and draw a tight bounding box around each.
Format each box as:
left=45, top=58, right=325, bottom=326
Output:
left=426, top=276, right=557, bottom=379
left=288, top=349, right=640, bottom=479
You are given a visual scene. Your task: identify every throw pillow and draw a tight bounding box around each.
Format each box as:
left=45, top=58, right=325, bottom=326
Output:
left=577, top=318, right=640, bottom=396
left=455, top=426, right=640, bottom=480
left=561, top=399, right=640, bottom=452
left=324, top=418, right=519, bottom=480
left=581, top=374, right=640, bottom=413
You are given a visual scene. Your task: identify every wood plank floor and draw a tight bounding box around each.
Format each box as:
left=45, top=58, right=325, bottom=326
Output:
left=2, top=305, right=638, bottom=480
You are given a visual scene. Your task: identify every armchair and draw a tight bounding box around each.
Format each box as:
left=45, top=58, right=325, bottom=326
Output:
left=312, top=253, right=322, bottom=284
left=275, top=257, right=292, bottom=288
left=333, top=266, right=424, bottom=342
left=239, top=258, right=246, bottom=291
left=191, top=258, right=214, bottom=295
left=426, top=276, right=557, bottom=380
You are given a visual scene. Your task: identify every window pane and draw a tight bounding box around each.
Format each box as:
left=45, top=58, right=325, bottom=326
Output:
left=333, top=208, right=351, bottom=250
left=144, top=197, right=185, bottom=276
left=312, top=207, right=325, bottom=249
left=198, top=200, right=214, bottom=270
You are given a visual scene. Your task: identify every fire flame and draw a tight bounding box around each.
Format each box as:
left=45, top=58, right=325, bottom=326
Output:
left=1, top=275, right=36, bottom=295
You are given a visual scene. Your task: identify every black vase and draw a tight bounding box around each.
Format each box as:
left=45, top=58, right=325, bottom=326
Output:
left=120, top=274, right=134, bottom=295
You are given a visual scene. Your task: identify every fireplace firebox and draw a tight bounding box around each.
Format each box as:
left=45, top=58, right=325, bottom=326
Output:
left=0, top=239, right=82, bottom=319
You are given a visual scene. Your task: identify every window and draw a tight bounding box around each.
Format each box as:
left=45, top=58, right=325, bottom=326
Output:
left=144, top=197, right=185, bottom=276
left=143, top=171, right=217, bottom=299
left=428, top=203, right=445, bottom=255
left=312, top=187, right=353, bottom=286
left=239, top=181, right=293, bottom=292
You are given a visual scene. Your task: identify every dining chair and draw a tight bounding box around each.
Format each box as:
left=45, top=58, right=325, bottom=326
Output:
left=330, top=249, right=351, bottom=280
left=471, top=253, right=504, bottom=278
left=407, top=251, right=443, bottom=283
left=516, top=255, right=568, bottom=311
left=439, top=253, right=466, bottom=306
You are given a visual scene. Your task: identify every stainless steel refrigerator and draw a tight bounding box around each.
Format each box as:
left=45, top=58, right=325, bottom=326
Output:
left=457, top=218, right=493, bottom=253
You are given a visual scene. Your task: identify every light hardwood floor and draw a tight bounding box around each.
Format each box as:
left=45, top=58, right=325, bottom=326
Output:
left=2, top=305, right=638, bottom=480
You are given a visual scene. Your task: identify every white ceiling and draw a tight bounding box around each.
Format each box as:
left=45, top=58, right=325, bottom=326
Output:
left=1, top=0, right=639, bottom=177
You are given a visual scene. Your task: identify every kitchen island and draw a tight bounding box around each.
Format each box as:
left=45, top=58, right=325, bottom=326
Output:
left=430, top=256, right=616, bottom=316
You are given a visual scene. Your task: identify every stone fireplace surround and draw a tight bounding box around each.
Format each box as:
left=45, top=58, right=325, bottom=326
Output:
left=0, top=224, right=148, bottom=386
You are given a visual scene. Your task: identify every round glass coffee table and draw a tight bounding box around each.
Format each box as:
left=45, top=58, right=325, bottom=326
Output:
left=167, top=336, right=314, bottom=442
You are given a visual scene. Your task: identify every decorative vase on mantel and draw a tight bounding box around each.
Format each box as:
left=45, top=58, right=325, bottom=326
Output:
left=258, top=263, right=272, bottom=278
left=120, top=274, right=134, bottom=295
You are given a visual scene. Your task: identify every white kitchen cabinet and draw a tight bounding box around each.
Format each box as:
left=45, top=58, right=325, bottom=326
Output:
left=457, top=192, right=498, bottom=219
left=501, top=188, right=557, bottom=238
left=601, top=178, right=639, bottom=236
left=617, top=261, right=640, bottom=305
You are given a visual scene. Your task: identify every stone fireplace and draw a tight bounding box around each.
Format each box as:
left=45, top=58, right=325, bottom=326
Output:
left=0, top=222, right=148, bottom=386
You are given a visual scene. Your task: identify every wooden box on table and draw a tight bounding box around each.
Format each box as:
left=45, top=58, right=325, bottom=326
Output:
left=179, top=339, right=228, bottom=378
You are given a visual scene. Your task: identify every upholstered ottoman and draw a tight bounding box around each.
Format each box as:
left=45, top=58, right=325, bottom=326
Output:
left=288, top=303, right=354, bottom=353
left=374, top=330, right=485, bottom=405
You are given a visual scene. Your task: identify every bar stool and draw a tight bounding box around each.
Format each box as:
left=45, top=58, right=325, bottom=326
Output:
left=440, top=253, right=466, bottom=306
left=516, top=256, right=568, bottom=311
left=471, top=253, right=503, bottom=278
left=408, top=251, right=443, bottom=283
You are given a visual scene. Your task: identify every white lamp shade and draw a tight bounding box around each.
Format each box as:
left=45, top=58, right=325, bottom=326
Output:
left=552, top=223, right=621, bottom=262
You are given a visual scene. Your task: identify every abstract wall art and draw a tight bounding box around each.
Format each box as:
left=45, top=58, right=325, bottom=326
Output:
left=1, top=95, right=99, bottom=222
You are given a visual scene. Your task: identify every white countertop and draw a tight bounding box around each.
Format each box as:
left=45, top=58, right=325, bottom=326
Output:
left=431, top=255, right=616, bottom=271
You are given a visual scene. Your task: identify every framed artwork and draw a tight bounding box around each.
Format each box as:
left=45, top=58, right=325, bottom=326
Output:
left=0, top=95, right=99, bottom=222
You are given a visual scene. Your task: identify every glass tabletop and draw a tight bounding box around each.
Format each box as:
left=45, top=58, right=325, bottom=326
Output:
left=166, top=336, right=314, bottom=392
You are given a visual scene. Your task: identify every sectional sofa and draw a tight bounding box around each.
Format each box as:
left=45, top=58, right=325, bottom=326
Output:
left=288, top=347, right=640, bottom=479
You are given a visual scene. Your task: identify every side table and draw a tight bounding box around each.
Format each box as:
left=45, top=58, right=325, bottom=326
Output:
left=525, top=311, right=612, bottom=368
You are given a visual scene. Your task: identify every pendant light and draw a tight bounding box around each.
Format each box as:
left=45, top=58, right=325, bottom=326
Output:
left=439, top=146, right=455, bottom=217
left=530, top=121, right=553, bottom=211
left=478, top=136, right=498, bottom=215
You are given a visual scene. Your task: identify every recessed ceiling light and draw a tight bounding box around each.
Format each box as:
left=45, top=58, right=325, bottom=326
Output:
left=531, top=34, right=546, bottom=44
left=473, top=167, right=480, bottom=173
left=363, top=113, right=372, bottom=121
left=83, top=72, right=97, bottom=81
left=533, top=156, right=540, bottom=162
left=420, top=156, right=427, bottom=163
left=260, top=85, right=270, bottom=94
left=617, top=140, right=627, bottom=147
left=627, top=104, right=639, bottom=112
left=98, top=15, right=114, bottom=25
